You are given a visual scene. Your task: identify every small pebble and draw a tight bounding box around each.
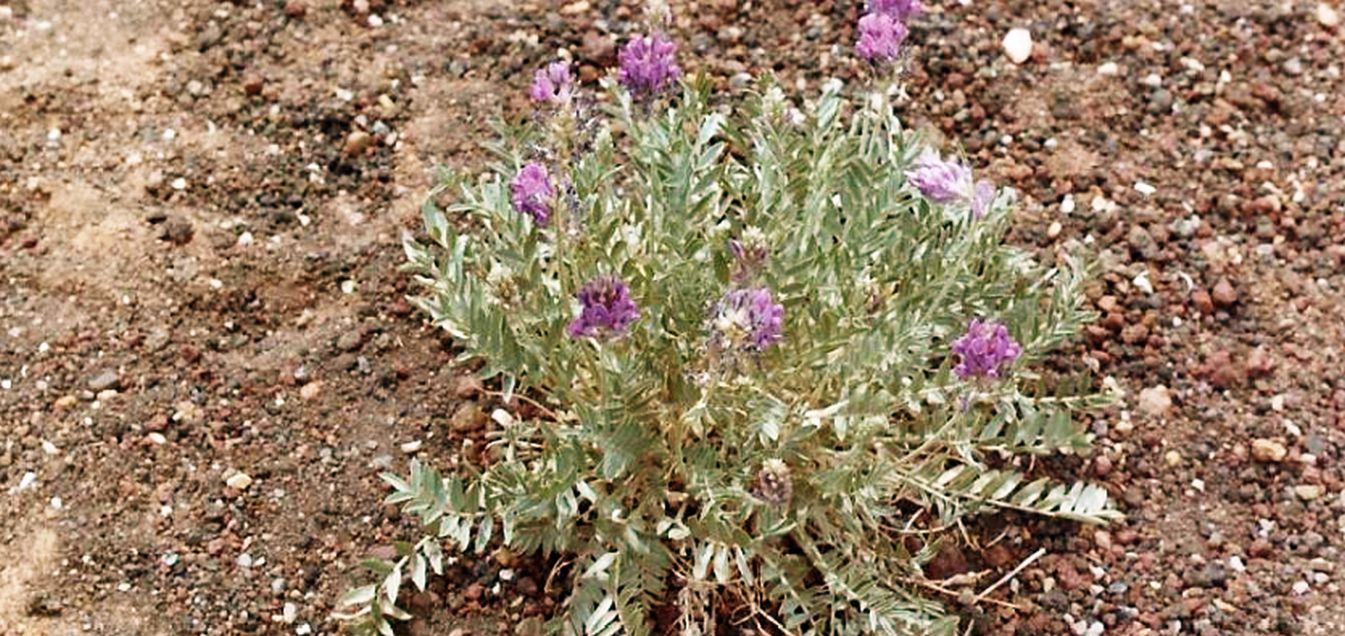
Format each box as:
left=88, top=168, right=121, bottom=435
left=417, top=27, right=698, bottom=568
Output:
left=284, top=0, right=307, bottom=18
left=1002, top=28, right=1033, bottom=64
left=1319, top=3, right=1340, bottom=28
left=1137, top=385, right=1173, bottom=416
left=1294, top=484, right=1324, bottom=501
left=1251, top=439, right=1287, bottom=463
left=226, top=472, right=254, bottom=490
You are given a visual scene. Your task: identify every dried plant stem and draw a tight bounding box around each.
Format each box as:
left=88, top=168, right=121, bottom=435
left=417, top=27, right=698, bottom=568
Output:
left=973, top=547, right=1045, bottom=606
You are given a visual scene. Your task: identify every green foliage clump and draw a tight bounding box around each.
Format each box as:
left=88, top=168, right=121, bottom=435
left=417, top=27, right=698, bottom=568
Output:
left=338, top=75, right=1117, bottom=636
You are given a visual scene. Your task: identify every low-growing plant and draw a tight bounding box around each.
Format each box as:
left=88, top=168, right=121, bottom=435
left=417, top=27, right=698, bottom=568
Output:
left=339, top=6, right=1117, bottom=635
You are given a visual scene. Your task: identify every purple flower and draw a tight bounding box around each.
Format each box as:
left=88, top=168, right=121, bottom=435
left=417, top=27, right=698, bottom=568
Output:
left=867, top=0, right=924, bottom=20
left=568, top=276, right=641, bottom=339
left=906, top=151, right=974, bottom=204
left=530, top=61, right=575, bottom=105
left=712, top=287, right=784, bottom=351
left=510, top=162, right=555, bottom=225
left=618, top=33, right=681, bottom=96
left=907, top=151, right=999, bottom=217
left=951, top=319, right=1022, bottom=380
left=856, top=13, right=908, bottom=63
left=971, top=179, right=996, bottom=218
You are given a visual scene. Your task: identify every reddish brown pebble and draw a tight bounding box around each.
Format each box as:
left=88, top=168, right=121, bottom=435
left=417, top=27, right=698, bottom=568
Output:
left=1192, top=288, right=1214, bottom=314
left=284, top=0, right=307, bottom=18
left=1211, top=278, right=1237, bottom=307
left=242, top=74, right=264, bottom=96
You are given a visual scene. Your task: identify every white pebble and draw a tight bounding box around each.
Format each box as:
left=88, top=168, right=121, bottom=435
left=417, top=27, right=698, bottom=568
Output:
left=1320, top=3, right=1341, bottom=28
left=50, top=496, right=63, bottom=510
left=0, top=379, right=9, bottom=390
left=400, top=440, right=423, bottom=454
left=237, top=231, right=254, bottom=247
left=16, top=471, right=37, bottom=492
left=1002, top=28, right=1033, bottom=64
left=148, top=432, right=167, bottom=445
left=1132, top=270, right=1154, bottom=295
left=1292, top=580, right=1311, bottom=595
left=339, top=279, right=357, bottom=294
left=1134, top=181, right=1157, bottom=196
left=237, top=553, right=254, bottom=568
left=1061, top=195, right=1076, bottom=214
left=226, top=472, right=254, bottom=490
left=170, top=177, right=188, bottom=191
left=162, top=128, right=177, bottom=142
left=1097, top=62, right=1119, bottom=76
left=41, top=440, right=59, bottom=455
left=1143, top=73, right=1163, bottom=87
left=47, top=128, right=62, bottom=142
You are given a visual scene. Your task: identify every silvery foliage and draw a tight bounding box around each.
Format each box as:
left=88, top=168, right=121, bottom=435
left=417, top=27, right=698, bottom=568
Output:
left=337, top=76, right=1119, bottom=636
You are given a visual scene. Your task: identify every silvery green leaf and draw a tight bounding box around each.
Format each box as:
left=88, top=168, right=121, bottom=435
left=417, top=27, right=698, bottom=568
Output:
left=584, top=596, right=618, bottom=635
left=410, top=553, right=427, bottom=591
left=384, top=561, right=402, bottom=605
left=691, top=542, right=713, bottom=582
left=583, top=552, right=619, bottom=581
left=712, top=544, right=731, bottom=584
left=338, top=584, right=377, bottom=608
left=423, top=541, right=443, bottom=576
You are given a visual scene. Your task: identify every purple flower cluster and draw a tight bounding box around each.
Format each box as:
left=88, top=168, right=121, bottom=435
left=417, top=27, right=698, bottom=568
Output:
left=906, top=151, right=997, bottom=218
left=568, top=276, right=641, bottom=339
left=856, top=13, right=909, bottom=62
left=618, top=33, right=681, bottom=97
left=951, top=319, right=1022, bottom=380
left=712, top=287, right=785, bottom=351
left=855, top=0, right=919, bottom=63
left=510, top=162, right=555, bottom=225
left=867, top=0, right=924, bottom=19
left=529, top=61, right=575, bottom=105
